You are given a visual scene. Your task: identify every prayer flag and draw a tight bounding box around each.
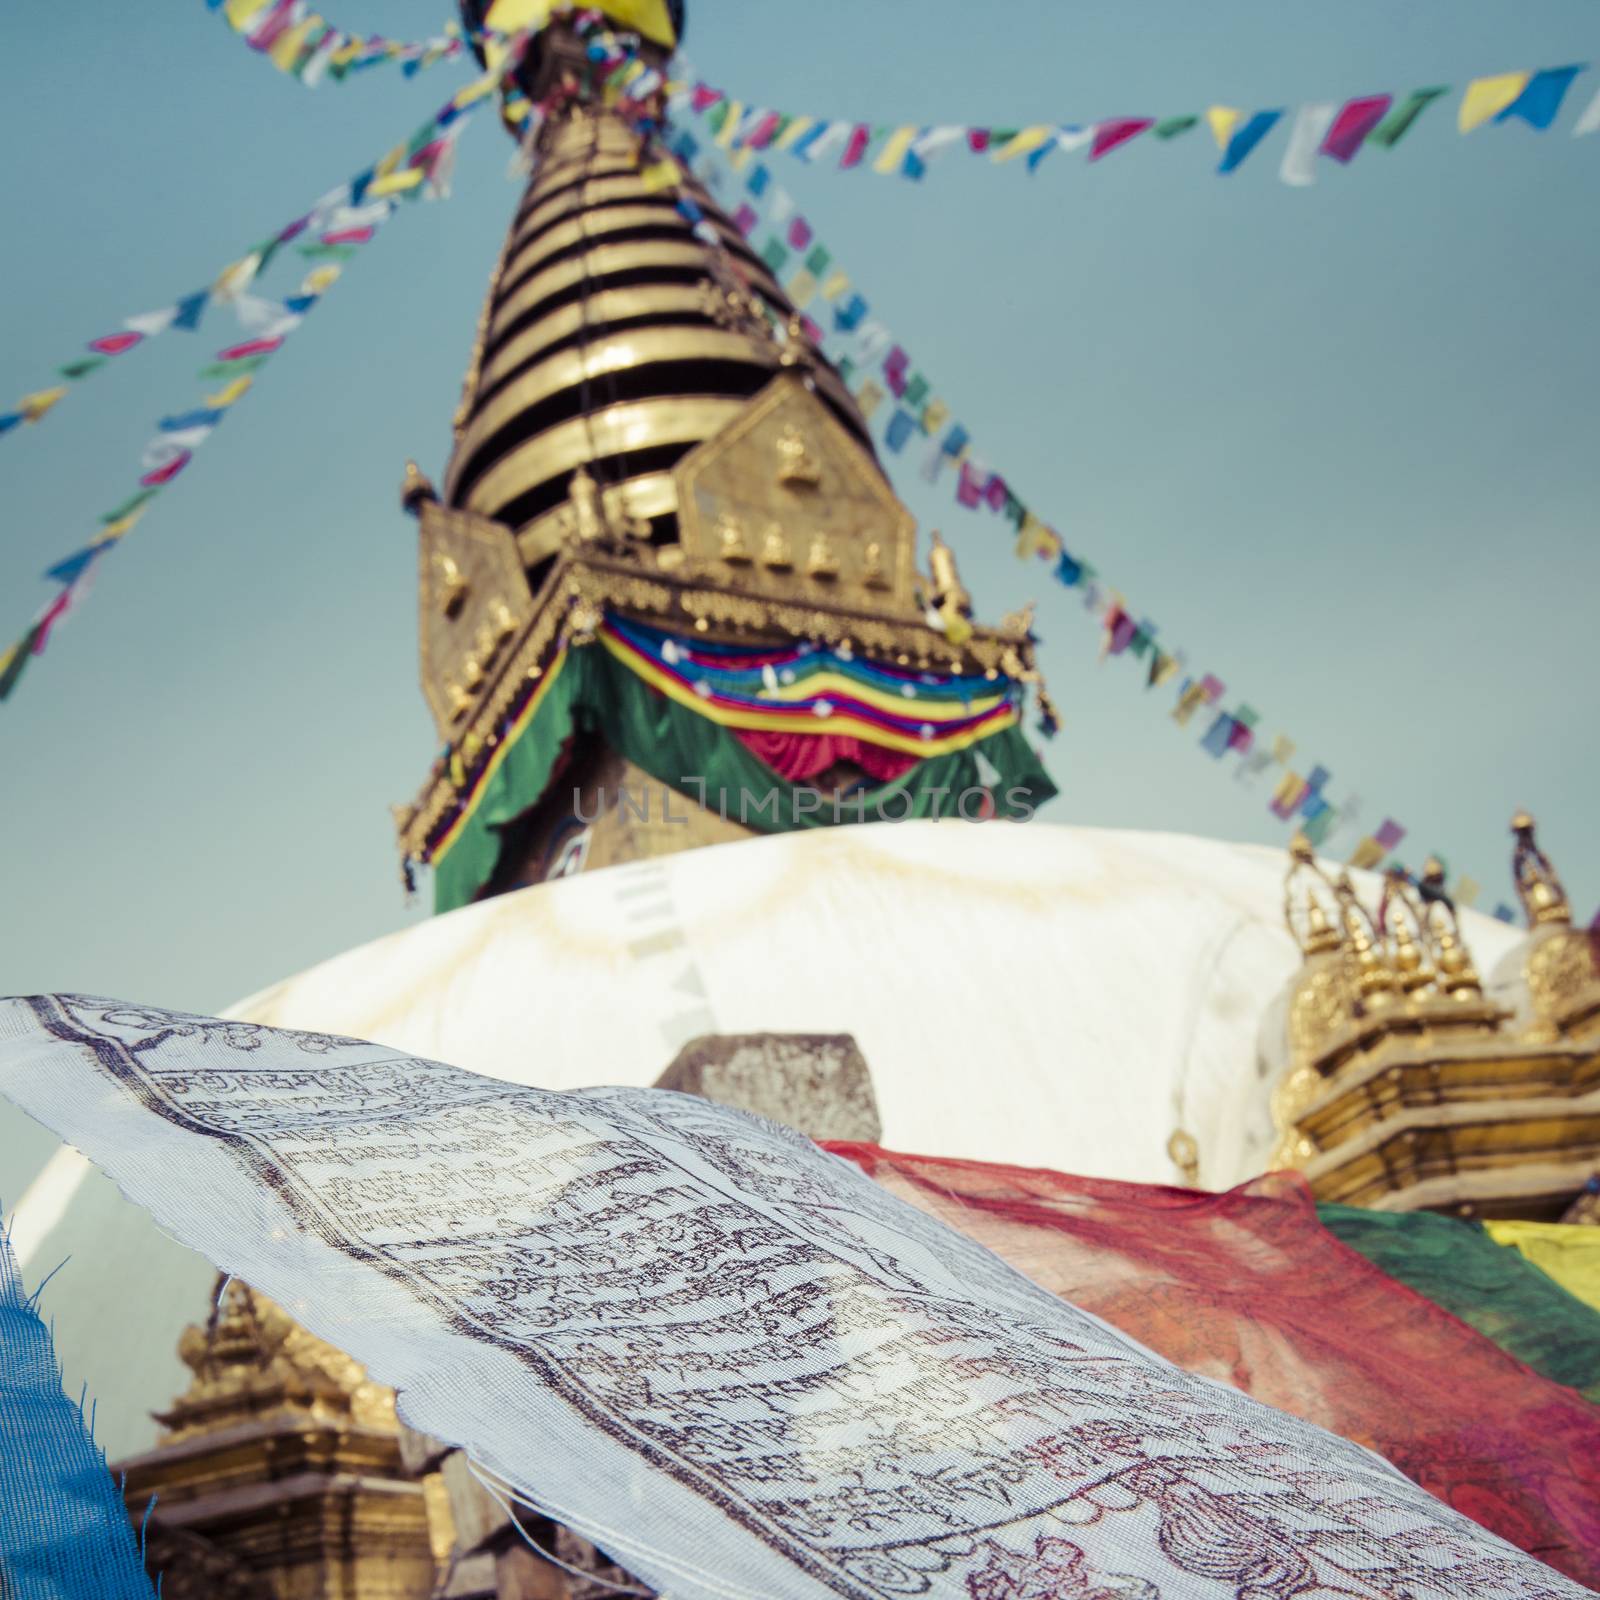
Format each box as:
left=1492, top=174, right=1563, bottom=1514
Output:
left=746, top=111, right=782, bottom=149
left=1348, top=836, right=1387, bottom=870
left=787, top=216, right=812, bottom=250
left=1460, top=72, right=1533, bottom=132
left=833, top=293, right=867, bottom=332
left=1280, top=104, right=1337, bottom=185
left=854, top=377, right=886, bottom=420
left=775, top=116, right=815, bottom=150
left=1574, top=85, right=1600, bottom=136
left=87, top=331, right=142, bottom=356
left=369, top=168, right=423, bottom=197
left=1497, top=65, right=1584, bottom=130
left=992, top=125, right=1053, bottom=163
left=804, top=244, right=831, bottom=277
left=957, top=461, right=984, bottom=508
left=139, top=447, right=193, bottom=487
left=1206, top=106, right=1242, bottom=149
left=216, top=336, right=283, bottom=361
left=1322, top=95, right=1392, bottom=162
left=44, top=546, right=100, bottom=586
left=1368, top=86, right=1447, bottom=148
left=223, top=0, right=269, bottom=27
left=884, top=408, right=915, bottom=453
left=57, top=357, right=105, bottom=381
left=1201, top=713, right=1235, bottom=758
left=640, top=158, right=679, bottom=193
left=1090, top=118, right=1153, bottom=161
left=19, top=388, right=67, bottom=422
left=212, top=254, right=261, bottom=302
left=785, top=270, right=817, bottom=309
left=1374, top=817, right=1407, bottom=851
left=883, top=346, right=909, bottom=397
left=872, top=126, right=918, bottom=174
left=731, top=202, right=757, bottom=235
left=1153, top=114, right=1199, bottom=139
left=759, top=237, right=789, bottom=274
left=124, top=306, right=181, bottom=338
left=840, top=124, right=872, bottom=168
left=1219, top=110, right=1283, bottom=172
left=172, top=290, right=209, bottom=331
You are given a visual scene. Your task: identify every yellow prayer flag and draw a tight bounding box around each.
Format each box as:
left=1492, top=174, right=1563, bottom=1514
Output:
left=1172, top=680, right=1212, bottom=725
left=453, top=75, right=498, bottom=109
left=301, top=264, right=341, bottom=294
left=1347, top=836, right=1386, bottom=871
left=269, top=16, right=318, bottom=69
left=374, top=144, right=404, bottom=179
left=729, top=146, right=754, bottom=173
left=820, top=269, right=851, bottom=301
left=1459, top=72, right=1531, bottom=132
left=921, top=400, right=951, bottom=437
left=483, top=0, right=675, bottom=47
left=1015, top=513, right=1061, bottom=562
left=775, top=116, right=816, bottom=150
left=93, top=505, right=150, bottom=545
left=992, top=125, right=1053, bottom=163
left=1270, top=734, right=1296, bottom=765
left=1484, top=1221, right=1600, bottom=1314
left=619, top=58, right=647, bottom=87
left=206, top=376, right=254, bottom=408
left=1206, top=106, right=1242, bottom=149
left=639, top=158, right=680, bottom=193
left=20, top=387, right=67, bottom=422
left=1454, top=874, right=1481, bottom=908
left=785, top=270, right=817, bottom=310
left=1149, top=653, right=1182, bottom=689
left=855, top=378, right=887, bottom=420
left=1270, top=770, right=1306, bottom=810
left=223, top=0, right=270, bottom=30
left=369, top=168, right=425, bottom=198
left=212, top=254, right=261, bottom=302
left=716, top=99, right=745, bottom=148
left=873, top=126, right=919, bottom=174
left=330, top=37, right=363, bottom=68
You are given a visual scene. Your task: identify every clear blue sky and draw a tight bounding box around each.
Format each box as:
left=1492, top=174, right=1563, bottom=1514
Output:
left=1, top=0, right=1596, bottom=1019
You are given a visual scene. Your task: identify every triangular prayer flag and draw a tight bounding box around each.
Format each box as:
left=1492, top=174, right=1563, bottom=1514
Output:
left=1280, top=104, right=1336, bottom=185
left=1496, top=65, right=1584, bottom=130
left=1574, top=85, right=1600, bottom=136
left=993, top=125, right=1053, bottom=163
left=1090, top=117, right=1153, bottom=161
left=1321, top=94, right=1392, bottom=162
left=159, top=409, right=226, bottom=433
left=1206, top=106, right=1242, bottom=149
left=44, top=546, right=100, bottom=586
left=1153, top=114, right=1199, bottom=140
left=1368, top=86, right=1447, bottom=148
left=1460, top=72, right=1532, bottom=132
left=212, top=254, right=262, bottom=302
left=206, top=375, right=254, bottom=408
left=0, top=623, right=42, bottom=701
left=369, top=168, right=424, bottom=198
left=1218, top=110, right=1283, bottom=172
left=100, top=489, right=158, bottom=525
left=124, top=307, right=181, bottom=338
left=872, top=126, right=918, bottom=175
left=57, top=357, right=106, bottom=381
left=87, top=331, right=143, bottom=356
left=172, top=291, right=209, bottom=331
left=139, top=447, right=193, bottom=487
left=19, top=388, right=67, bottom=423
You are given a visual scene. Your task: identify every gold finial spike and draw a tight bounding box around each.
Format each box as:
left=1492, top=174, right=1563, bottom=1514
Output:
left=1511, top=811, right=1572, bottom=928
left=927, top=532, right=972, bottom=618
left=1380, top=868, right=1434, bottom=996
left=401, top=459, right=438, bottom=516
left=1289, top=831, right=1316, bottom=865
left=1284, top=833, right=1343, bottom=956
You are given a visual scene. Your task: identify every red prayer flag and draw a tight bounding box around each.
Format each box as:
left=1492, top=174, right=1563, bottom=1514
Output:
left=321, top=226, right=375, bottom=246
left=840, top=124, right=871, bottom=168
left=139, top=448, right=192, bottom=488
left=747, top=111, right=782, bottom=149
left=88, top=332, right=143, bottom=356
left=1090, top=117, right=1154, bottom=162
left=967, top=129, right=990, bottom=152
left=956, top=461, right=984, bottom=508
left=1321, top=94, right=1393, bottom=163
left=690, top=84, right=723, bottom=112
left=786, top=217, right=812, bottom=251
left=215, top=336, right=283, bottom=362
left=826, top=1144, right=1600, bottom=1590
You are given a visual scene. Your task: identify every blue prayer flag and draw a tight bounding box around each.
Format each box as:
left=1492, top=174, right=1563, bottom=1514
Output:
left=884, top=408, right=915, bottom=453
left=44, top=546, right=99, bottom=585
left=1497, top=65, right=1585, bottom=130
left=834, top=294, right=868, bottom=333
left=171, top=291, right=209, bottom=332
left=1219, top=110, right=1283, bottom=173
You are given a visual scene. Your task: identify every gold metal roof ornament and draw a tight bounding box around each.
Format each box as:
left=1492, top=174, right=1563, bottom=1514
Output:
left=1417, top=856, right=1484, bottom=1001
left=1507, top=814, right=1600, bottom=1043
left=1513, top=810, right=1573, bottom=928
left=1378, top=866, right=1436, bottom=1000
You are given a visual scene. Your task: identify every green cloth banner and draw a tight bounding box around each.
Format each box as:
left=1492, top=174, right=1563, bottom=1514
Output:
left=1319, top=1203, right=1600, bottom=1405
left=433, top=642, right=1058, bottom=913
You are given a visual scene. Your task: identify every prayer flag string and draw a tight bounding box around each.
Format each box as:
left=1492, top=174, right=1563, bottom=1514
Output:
left=670, top=113, right=1483, bottom=899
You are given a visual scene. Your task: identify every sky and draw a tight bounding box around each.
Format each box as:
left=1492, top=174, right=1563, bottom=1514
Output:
left=0, top=2, right=1595, bottom=1013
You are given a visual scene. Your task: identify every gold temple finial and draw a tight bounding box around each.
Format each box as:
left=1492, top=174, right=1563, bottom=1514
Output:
left=1284, top=833, right=1343, bottom=956
left=400, top=459, right=438, bottom=516
left=1512, top=811, right=1572, bottom=927
left=567, top=464, right=605, bottom=544
left=926, top=532, right=972, bottom=618
left=1379, top=866, right=1434, bottom=998
left=1335, top=870, right=1400, bottom=1008
left=1418, top=856, right=1483, bottom=999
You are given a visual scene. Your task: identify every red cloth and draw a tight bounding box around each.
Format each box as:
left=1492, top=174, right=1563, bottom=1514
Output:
left=1322, top=94, right=1393, bottom=162
left=734, top=728, right=920, bottom=783
left=824, top=1143, right=1600, bottom=1588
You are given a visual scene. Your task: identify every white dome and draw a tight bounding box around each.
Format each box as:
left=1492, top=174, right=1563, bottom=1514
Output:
left=2, top=821, right=1526, bottom=1458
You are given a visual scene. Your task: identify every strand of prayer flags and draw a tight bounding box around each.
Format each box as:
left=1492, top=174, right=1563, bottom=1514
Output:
left=685, top=59, right=1594, bottom=186
left=207, top=0, right=468, bottom=87
left=674, top=120, right=1481, bottom=900
left=0, top=53, right=528, bottom=707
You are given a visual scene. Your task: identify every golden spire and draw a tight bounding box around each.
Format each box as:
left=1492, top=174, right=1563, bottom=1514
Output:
left=1378, top=866, right=1434, bottom=998
left=1511, top=810, right=1572, bottom=927
left=1334, top=869, right=1401, bottom=1009
left=1418, top=855, right=1483, bottom=999
left=400, top=458, right=438, bottom=516
left=1284, top=832, right=1344, bottom=956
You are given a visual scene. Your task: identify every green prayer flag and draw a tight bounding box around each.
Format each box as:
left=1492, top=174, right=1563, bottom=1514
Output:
left=759, top=236, right=790, bottom=274
left=100, top=488, right=159, bottom=525
left=1367, top=86, right=1448, bottom=148
left=196, top=355, right=270, bottom=380
left=903, top=373, right=931, bottom=411
left=1153, top=115, right=1200, bottom=140
left=706, top=102, right=729, bottom=137
left=57, top=357, right=107, bottom=381
left=804, top=244, right=831, bottom=277
left=297, top=242, right=358, bottom=261
left=0, top=623, right=41, bottom=702
left=990, top=127, right=1021, bottom=146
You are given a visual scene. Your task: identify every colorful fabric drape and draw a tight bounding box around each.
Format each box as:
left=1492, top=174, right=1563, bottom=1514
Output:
left=1319, top=1204, right=1600, bottom=1405
left=1, top=995, right=1593, bottom=1600
left=422, top=615, right=1055, bottom=912
left=677, top=125, right=1480, bottom=897
left=824, top=1145, right=1600, bottom=1588
left=1484, top=1220, right=1600, bottom=1316
left=0, top=1222, right=155, bottom=1599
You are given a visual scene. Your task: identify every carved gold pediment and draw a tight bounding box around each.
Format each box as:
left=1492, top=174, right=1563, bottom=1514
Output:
left=417, top=501, right=534, bottom=738
left=672, top=375, right=918, bottom=612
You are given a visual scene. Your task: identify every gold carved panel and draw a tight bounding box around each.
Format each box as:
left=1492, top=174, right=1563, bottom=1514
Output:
left=417, top=502, right=534, bottom=739
left=672, top=375, right=918, bottom=613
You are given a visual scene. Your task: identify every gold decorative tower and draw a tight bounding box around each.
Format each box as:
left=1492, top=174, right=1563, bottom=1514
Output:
left=1269, top=817, right=1600, bottom=1219
left=393, top=4, right=1050, bottom=911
